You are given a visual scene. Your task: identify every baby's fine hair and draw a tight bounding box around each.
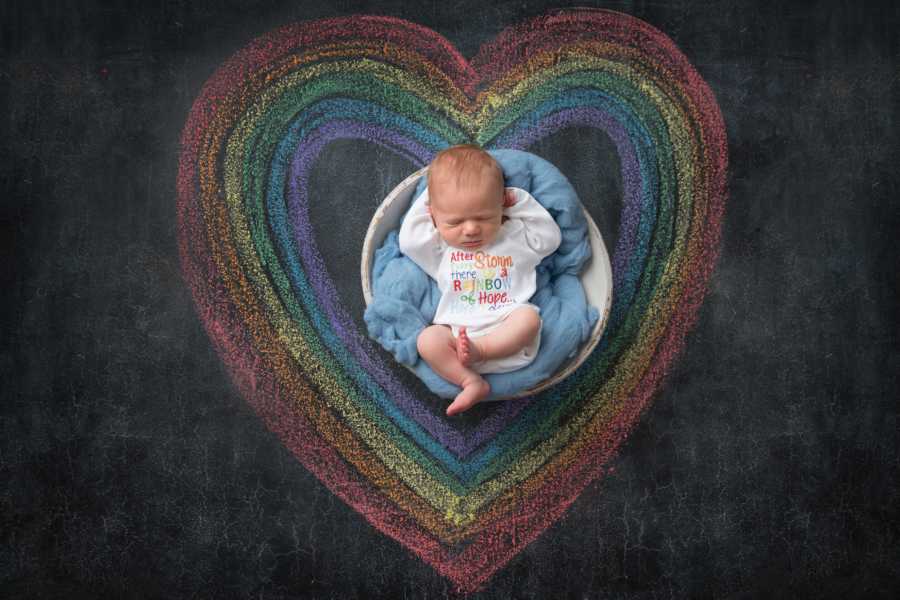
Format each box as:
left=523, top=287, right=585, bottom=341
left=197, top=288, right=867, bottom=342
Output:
left=427, top=144, right=504, bottom=200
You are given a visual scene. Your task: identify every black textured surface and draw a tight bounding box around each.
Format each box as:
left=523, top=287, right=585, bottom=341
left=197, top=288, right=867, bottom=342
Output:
left=2, top=0, right=898, bottom=598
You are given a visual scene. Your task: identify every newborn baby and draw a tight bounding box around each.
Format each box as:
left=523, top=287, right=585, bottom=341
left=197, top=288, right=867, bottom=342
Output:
left=399, top=144, right=562, bottom=416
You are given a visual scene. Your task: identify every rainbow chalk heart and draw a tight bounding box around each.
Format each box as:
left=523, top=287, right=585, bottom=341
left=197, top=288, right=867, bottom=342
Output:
left=177, top=9, right=727, bottom=593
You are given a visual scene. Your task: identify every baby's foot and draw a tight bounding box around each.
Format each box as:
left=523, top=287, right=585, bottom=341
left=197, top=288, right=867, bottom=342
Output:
left=456, top=327, right=484, bottom=367
left=446, top=376, right=490, bottom=416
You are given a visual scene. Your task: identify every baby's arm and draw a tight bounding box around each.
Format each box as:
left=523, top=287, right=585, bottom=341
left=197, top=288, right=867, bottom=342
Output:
left=398, top=190, right=443, bottom=278
left=503, top=188, right=562, bottom=258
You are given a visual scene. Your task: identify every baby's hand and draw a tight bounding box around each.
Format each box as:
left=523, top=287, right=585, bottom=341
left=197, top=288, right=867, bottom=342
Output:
left=502, top=189, right=517, bottom=208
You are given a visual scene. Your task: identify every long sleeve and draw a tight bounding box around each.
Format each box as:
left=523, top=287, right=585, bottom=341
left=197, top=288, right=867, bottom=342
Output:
left=504, top=187, right=562, bottom=259
left=398, top=190, right=444, bottom=279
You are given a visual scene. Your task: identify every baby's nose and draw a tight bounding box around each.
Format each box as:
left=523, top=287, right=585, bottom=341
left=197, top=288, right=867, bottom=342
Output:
left=463, top=221, right=480, bottom=235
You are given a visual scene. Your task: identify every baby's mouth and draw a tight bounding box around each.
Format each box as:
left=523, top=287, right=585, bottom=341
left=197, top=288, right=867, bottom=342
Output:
left=461, top=240, right=482, bottom=248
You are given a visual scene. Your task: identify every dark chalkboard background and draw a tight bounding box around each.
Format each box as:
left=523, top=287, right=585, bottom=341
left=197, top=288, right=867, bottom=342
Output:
left=2, top=1, right=898, bottom=597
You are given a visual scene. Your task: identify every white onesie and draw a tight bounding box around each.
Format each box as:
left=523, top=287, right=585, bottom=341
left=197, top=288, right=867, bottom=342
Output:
left=398, top=186, right=562, bottom=373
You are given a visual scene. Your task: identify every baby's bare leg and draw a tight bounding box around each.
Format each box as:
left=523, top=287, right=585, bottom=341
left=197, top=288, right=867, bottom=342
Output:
left=461, top=307, right=541, bottom=365
left=416, top=325, right=490, bottom=416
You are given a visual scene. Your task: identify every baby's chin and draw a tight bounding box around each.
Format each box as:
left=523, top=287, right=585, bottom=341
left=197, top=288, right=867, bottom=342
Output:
left=450, top=241, right=486, bottom=251
left=449, top=234, right=501, bottom=250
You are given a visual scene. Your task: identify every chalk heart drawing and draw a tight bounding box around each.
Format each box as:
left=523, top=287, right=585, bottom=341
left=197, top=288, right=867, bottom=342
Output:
left=177, top=9, right=727, bottom=593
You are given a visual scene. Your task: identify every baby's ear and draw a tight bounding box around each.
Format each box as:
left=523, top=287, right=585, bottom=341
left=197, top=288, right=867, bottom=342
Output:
left=503, top=189, right=517, bottom=208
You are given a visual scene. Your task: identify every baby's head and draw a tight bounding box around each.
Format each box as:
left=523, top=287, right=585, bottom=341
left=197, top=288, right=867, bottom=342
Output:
left=427, top=144, right=506, bottom=251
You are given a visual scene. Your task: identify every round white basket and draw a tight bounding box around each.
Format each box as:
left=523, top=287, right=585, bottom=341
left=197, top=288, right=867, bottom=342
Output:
left=361, top=166, right=613, bottom=399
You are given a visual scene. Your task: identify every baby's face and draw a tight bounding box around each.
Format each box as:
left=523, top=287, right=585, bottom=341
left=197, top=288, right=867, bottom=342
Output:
left=429, top=179, right=504, bottom=251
